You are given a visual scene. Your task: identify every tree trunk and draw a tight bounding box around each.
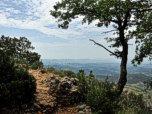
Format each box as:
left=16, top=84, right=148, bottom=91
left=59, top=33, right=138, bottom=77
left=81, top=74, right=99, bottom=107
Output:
left=115, top=55, right=128, bottom=96
left=114, top=30, right=128, bottom=97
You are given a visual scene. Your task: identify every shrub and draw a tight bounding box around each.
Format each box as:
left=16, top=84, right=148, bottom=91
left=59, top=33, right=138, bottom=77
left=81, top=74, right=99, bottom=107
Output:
left=115, top=90, right=150, bottom=114
left=53, top=70, right=63, bottom=75
left=41, top=80, right=44, bottom=84
left=75, top=70, right=151, bottom=114
left=79, top=74, right=122, bottom=114
left=76, top=69, right=96, bottom=104
left=11, top=57, right=31, bottom=71
left=0, top=49, right=37, bottom=113
left=44, top=69, right=48, bottom=73
left=68, top=73, right=79, bottom=79
left=46, top=66, right=56, bottom=73
left=30, top=60, right=44, bottom=70
left=59, top=74, right=66, bottom=78
left=63, top=70, right=75, bottom=77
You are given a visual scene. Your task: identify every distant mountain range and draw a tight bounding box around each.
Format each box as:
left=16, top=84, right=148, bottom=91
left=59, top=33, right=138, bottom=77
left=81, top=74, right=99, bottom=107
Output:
left=39, top=58, right=152, bottom=65
left=36, top=59, right=152, bottom=85
left=39, top=58, right=124, bottom=64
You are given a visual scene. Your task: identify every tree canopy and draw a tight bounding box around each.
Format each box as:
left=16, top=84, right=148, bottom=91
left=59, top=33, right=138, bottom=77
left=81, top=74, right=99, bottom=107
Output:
left=127, top=0, right=152, bottom=66
left=0, top=35, right=41, bottom=66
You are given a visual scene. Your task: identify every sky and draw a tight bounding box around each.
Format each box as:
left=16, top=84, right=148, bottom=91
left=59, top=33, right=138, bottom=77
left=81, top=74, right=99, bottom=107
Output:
left=0, top=0, right=152, bottom=65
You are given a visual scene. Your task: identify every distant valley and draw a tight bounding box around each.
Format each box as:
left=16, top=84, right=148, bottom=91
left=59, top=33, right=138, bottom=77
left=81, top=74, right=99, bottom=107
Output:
left=39, top=59, right=152, bottom=85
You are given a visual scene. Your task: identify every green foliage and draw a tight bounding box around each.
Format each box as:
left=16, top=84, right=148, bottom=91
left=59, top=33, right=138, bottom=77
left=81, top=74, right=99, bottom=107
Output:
left=43, top=68, right=48, bottom=73
left=30, top=60, right=45, bottom=70
left=53, top=70, right=63, bottom=75
left=0, top=35, right=41, bottom=66
left=79, top=74, right=122, bottom=114
left=76, top=69, right=97, bottom=104
left=0, top=49, right=37, bottom=112
left=63, top=70, right=75, bottom=77
left=68, top=73, right=79, bottom=79
left=2, top=54, right=152, bottom=114
left=142, top=77, right=152, bottom=93
left=58, top=74, right=66, bottom=78
left=148, top=93, right=151, bottom=99
left=43, top=61, right=57, bottom=73
left=73, top=69, right=151, bottom=114
left=129, top=9, right=152, bottom=67
left=11, top=57, right=31, bottom=71
left=0, top=48, right=19, bottom=111
left=116, top=90, right=150, bottom=114
left=41, top=80, right=44, bottom=84
left=21, top=50, right=41, bottom=66
left=45, top=66, right=56, bottom=73
left=0, top=40, right=22, bottom=111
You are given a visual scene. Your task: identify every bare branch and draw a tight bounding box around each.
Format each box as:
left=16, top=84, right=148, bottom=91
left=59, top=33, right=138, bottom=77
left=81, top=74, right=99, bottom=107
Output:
left=89, top=39, right=122, bottom=58
left=89, top=39, right=133, bottom=58
left=100, top=30, right=119, bottom=34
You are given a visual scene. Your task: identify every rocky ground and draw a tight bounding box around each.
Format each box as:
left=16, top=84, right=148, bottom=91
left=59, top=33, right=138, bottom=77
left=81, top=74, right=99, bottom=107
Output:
left=0, top=69, right=93, bottom=114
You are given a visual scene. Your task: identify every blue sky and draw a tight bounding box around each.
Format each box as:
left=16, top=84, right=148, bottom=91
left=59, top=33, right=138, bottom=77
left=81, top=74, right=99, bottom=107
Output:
left=0, top=0, right=152, bottom=65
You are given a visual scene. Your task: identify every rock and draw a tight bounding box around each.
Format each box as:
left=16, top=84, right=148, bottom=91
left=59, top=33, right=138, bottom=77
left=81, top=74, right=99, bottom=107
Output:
left=76, top=104, right=93, bottom=114
left=43, top=75, right=93, bottom=114
left=44, top=75, right=87, bottom=106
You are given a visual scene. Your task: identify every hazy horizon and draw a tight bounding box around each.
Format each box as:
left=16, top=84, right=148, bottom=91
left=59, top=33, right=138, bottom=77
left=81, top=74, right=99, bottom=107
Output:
left=37, top=58, right=152, bottom=65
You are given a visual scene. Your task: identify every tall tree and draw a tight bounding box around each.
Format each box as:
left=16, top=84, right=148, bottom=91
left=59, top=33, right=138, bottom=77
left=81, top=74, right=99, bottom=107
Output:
left=13, top=50, right=41, bottom=66
left=49, top=0, right=152, bottom=97
left=0, top=35, right=41, bottom=66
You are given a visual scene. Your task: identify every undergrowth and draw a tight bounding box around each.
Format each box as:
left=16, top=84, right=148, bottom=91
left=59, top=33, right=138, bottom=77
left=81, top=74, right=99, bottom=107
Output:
left=9, top=59, right=152, bottom=114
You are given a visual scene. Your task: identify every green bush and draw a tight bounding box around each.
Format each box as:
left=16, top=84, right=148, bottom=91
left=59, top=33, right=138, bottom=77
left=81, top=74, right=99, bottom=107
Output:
left=59, top=74, right=66, bottom=78
left=46, top=66, right=56, bottom=73
left=63, top=70, right=75, bottom=77
left=75, top=70, right=121, bottom=114
left=77, top=73, right=122, bottom=114
left=75, top=69, right=95, bottom=104
left=74, top=69, right=151, bottom=114
left=116, top=90, right=150, bottom=114
left=11, top=57, right=31, bottom=71
left=30, top=60, right=44, bottom=70
left=68, top=73, right=80, bottom=79
left=0, top=49, right=37, bottom=113
left=3, top=54, right=152, bottom=114
left=53, top=70, right=63, bottom=75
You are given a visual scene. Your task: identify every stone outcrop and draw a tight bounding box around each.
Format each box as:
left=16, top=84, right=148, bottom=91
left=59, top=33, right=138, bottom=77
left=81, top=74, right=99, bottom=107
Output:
left=43, top=75, right=90, bottom=106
